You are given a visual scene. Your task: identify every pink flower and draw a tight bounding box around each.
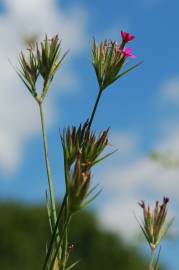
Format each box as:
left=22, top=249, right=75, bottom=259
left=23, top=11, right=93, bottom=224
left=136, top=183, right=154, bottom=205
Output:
left=121, top=31, right=135, bottom=43
left=117, top=47, right=136, bottom=59
left=122, top=48, right=136, bottom=59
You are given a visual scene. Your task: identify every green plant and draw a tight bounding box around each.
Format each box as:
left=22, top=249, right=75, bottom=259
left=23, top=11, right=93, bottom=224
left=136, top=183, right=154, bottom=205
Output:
left=17, top=31, right=165, bottom=270
left=138, top=198, right=174, bottom=270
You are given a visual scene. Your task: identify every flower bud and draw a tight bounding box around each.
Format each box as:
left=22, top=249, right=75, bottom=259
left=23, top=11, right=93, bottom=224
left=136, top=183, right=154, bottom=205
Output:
left=18, top=49, right=38, bottom=97
left=60, top=121, right=109, bottom=169
left=138, top=197, right=173, bottom=251
left=18, top=34, right=68, bottom=102
left=61, top=121, right=110, bottom=213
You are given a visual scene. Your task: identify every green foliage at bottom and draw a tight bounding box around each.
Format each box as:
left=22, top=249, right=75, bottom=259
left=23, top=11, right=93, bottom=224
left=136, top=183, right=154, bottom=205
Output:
left=0, top=203, right=148, bottom=270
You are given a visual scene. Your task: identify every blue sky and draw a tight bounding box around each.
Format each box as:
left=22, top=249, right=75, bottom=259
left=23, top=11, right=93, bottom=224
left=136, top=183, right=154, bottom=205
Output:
left=0, top=0, right=179, bottom=269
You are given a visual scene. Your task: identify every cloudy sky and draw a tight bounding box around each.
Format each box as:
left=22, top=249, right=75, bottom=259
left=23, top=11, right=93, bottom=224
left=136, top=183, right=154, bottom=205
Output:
left=0, top=0, right=179, bottom=268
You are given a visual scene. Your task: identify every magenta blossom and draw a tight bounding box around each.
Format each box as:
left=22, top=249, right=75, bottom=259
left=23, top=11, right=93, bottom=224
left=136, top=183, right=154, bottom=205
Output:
left=122, top=48, right=136, bottom=59
left=121, top=31, right=135, bottom=43
left=117, top=47, right=136, bottom=59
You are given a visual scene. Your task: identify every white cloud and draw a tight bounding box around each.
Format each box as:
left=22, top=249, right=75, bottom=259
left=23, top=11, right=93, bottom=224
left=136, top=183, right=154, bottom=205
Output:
left=99, top=197, right=140, bottom=240
left=160, top=77, right=179, bottom=104
left=110, top=132, right=138, bottom=156
left=4, top=0, right=88, bottom=53
left=96, top=129, right=179, bottom=240
left=0, top=0, right=88, bottom=173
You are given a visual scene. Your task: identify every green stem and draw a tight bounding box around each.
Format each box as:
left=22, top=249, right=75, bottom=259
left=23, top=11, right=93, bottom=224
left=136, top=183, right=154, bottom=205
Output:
left=39, top=102, right=57, bottom=227
left=49, top=214, right=71, bottom=270
left=61, top=199, right=69, bottom=270
left=61, top=230, right=68, bottom=270
left=42, top=194, right=67, bottom=270
left=88, top=89, right=102, bottom=130
left=149, top=249, right=155, bottom=270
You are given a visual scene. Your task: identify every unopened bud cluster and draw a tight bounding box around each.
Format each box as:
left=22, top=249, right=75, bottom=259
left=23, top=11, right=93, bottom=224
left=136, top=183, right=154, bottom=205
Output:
left=138, top=197, right=171, bottom=251
left=18, top=34, right=67, bottom=102
left=61, top=121, right=109, bottom=212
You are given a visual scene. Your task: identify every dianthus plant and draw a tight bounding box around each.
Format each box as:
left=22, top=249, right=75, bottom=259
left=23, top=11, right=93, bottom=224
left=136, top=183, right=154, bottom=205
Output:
left=16, top=30, right=170, bottom=270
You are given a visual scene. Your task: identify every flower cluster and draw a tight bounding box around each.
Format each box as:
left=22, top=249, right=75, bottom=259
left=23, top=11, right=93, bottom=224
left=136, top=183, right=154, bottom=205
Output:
left=61, top=121, right=109, bottom=212
left=18, top=34, right=68, bottom=102
left=138, top=197, right=173, bottom=251
left=92, top=31, right=137, bottom=91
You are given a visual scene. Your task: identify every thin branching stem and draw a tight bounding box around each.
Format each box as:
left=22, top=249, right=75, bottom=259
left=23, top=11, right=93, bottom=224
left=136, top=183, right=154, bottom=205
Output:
left=61, top=198, right=69, bottom=270
left=49, top=214, right=72, bottom=270
left=39, top=102, right=57, bottom=226
left=88, top=89, right=102, bottom=129
left=42, top=194, right=67, bottom=270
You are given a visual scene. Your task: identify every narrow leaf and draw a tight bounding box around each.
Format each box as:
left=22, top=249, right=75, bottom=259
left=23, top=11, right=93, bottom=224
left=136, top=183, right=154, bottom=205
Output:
left=66, top=259, right=81, bottom=270
left=93, top=149, right=118, bottom=166
left=80, top=189, right=102, bottom=209
left=45, top=190, right=53, bottom=233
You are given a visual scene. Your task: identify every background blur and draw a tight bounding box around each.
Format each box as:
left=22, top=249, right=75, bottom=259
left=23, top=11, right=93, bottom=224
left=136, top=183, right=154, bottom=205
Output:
left=0, top=0, right=179, bottom=269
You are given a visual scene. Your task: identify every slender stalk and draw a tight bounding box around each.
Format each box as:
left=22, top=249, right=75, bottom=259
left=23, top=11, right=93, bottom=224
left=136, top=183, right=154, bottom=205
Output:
left=88, top=89, right=102, bottom=129
left=49, top=214, right=71, bottom=270
left=149, top=249, right=155, bottom=270
left=61, top=199, right=69, bottom=270
left=61, top=230, right=68, bottom=270
left=39, top=102, right=57, bottom=227
left=42, top=194, right=67, bottom=270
